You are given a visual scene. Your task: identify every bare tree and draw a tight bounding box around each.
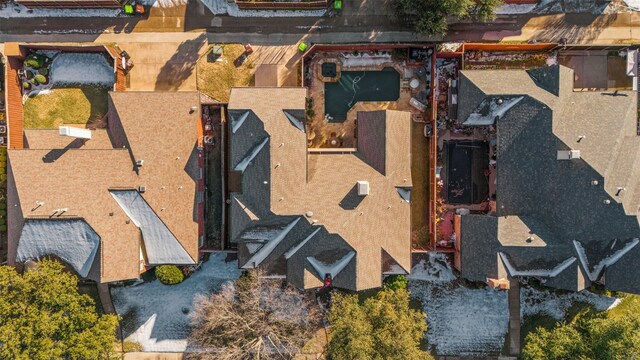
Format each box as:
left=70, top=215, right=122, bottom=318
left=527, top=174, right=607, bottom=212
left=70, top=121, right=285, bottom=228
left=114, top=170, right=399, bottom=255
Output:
left=188, top=270, right=321, bottom=360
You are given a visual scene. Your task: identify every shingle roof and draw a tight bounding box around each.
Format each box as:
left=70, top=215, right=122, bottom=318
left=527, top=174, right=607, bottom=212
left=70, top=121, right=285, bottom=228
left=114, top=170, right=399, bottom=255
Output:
left=24, top=129, right=113, bottom=150
left=228, top=88, right=412, bottom=291
left=8, top=91, right=201, bottom=283
left=458, top=65, right=640, bottom=293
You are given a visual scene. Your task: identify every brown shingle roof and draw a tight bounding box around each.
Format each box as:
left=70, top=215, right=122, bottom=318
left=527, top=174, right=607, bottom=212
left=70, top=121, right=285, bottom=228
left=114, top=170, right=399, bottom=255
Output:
left=8, top=91, right=202, bottom=282
left=229, top=87, right=412, bottom=290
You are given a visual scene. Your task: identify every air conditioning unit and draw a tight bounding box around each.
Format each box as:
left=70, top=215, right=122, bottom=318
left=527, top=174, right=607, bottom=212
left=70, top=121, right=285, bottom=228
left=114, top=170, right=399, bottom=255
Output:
left=204, top=136, right=214, bottom=145
left=0, top=138, right=5, bottom=145
left=138, top=185, right=146, bottom=193
left=0, top=126, right=6, bottom=134
left=136, top=159, right=144, bottom=167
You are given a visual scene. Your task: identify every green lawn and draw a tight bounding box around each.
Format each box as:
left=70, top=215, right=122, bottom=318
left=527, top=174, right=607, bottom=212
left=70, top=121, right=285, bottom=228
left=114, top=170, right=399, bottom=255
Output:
left=23, top=87, right=108, bottom=129
left=411, top=120, right=430, bottom=249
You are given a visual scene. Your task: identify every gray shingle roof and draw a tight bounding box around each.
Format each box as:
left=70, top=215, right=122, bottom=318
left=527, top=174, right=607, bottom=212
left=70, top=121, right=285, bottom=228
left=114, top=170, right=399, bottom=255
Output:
left=458, top=65, right=640, bottom=293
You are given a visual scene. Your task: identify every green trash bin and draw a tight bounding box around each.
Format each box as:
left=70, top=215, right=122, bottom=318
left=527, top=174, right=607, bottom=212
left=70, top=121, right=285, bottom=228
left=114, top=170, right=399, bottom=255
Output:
left=298, top=42, right=308, bottom=53
left=124, top=4, right=134, bottom=14
left=334, top=0, right=342, bottom=10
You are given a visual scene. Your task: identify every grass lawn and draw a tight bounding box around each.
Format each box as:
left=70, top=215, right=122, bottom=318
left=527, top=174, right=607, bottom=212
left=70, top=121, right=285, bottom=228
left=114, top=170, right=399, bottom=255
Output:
left=197, top=44, right=255, bottom=103
left=23, top=87, right=108, bottom=129
left=411, top=120, right=430, bottom=249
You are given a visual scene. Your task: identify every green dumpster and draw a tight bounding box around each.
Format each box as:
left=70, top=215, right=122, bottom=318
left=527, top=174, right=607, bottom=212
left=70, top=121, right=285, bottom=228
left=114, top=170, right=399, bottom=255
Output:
left=334, top=0, right=342, bottom=10
left=298, top=42, right=308, bottom=53
left=124, top=4, right=134, bottom=14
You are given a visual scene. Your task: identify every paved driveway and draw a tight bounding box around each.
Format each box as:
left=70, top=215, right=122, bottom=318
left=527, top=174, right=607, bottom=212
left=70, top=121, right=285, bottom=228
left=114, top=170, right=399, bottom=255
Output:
left=118, top=33, right=208, bottom=91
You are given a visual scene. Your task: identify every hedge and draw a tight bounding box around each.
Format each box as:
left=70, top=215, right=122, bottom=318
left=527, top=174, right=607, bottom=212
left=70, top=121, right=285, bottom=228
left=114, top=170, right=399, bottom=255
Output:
left=34, top=74, right=47, bottom=84
left=155, top=265, right=184, bottom=285
left=384, top=274, right=408, bottom=291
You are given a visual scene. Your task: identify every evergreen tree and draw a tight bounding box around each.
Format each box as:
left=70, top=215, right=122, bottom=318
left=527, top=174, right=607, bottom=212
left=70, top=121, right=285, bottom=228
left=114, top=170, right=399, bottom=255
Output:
left=0, top=259, right=119, bottom=360
left=391, top=0, right=503, bottom=36
left=328, top=288, right=431, bottom=360
left=523, top=306, right=640, bottom=360
left=522, top=324, right=587, bottom=360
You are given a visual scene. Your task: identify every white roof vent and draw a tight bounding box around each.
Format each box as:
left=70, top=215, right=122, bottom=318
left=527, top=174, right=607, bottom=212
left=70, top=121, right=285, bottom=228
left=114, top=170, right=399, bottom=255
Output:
left=136, top=159, right=144, bottom=166
left=557, top=150, right=580, bottom=160
left=357, top=181, right=369, bottom=196
left=59, top=126, right=91, bottom=140
left=138, top=185, right=146, bottom=193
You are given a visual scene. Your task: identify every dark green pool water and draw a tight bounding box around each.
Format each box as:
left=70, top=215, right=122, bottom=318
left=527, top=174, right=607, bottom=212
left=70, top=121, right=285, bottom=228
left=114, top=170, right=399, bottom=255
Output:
left=324, top=67, right=400, bottom=122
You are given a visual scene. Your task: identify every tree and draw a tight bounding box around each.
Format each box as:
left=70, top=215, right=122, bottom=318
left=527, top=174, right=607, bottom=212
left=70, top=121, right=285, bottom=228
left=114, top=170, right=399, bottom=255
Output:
left=586, top=316, right=640, bottom=360
left=522, top=324, right=587, bottom=360
left=188, top=270, right=321, bottom=360
left=390, top=0, right=503, bottom=36
left=328, top=288, right=432, bottom=360
left=0, top=259, right=119, bottom=360
left=474, top=0, right=504, bottom=22
left=523, top=312, right=640, bottom=360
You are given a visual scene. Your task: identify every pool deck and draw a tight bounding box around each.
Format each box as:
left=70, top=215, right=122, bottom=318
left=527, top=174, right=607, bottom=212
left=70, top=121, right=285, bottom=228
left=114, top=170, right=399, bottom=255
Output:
left=307, top=51, right=427, bottom=148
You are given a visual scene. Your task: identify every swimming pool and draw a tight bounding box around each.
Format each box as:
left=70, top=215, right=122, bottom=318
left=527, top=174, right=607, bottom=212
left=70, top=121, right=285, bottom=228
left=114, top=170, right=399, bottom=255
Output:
left=324, top=67, right=400, bottom=122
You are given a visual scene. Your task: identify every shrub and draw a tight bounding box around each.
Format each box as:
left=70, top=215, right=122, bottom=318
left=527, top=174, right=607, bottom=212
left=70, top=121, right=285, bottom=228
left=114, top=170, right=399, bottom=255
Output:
left=384, top=274, right=408, bottom=290
left=22, top=82, right=31, bottom=90
left=155, top=265, right=184, bottom=285
left=38, top=68, right=49, bottom=76
left=0, top=209, right=6, bottom=217
left=34, top=74, right=47, bottom=85
left=0, top=219, right=6, bottom=226
left=0, top=202, right=6, bottom=210
left=306, top=108, right=315, bottom=118
left=24, top=55, right=45, bottom=69
left=122, top=340, right=143, bottom=353
left=0, top=225, right=7, bottom=232
left=0, top=174, right=7, bottom=182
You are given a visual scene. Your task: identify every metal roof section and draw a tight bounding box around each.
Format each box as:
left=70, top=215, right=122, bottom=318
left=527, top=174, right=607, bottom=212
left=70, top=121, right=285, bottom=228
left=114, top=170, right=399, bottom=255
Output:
left=16, top=219, right=100, bottom=278
left=284, top=227, right=322, bottom=259
left=230, top=110, right=250, bottom=134
left=307, top=251, right=355, bottom=279
left=234, top=136, right=269, bottom=173
left=283, top=110, right=306, bottom=132
left=499, top=252, right=576, bottom=278
left=573, top=239, right=640, bottom=282
left=241, top=217, right=301, bottom=269
left=110, top=190, right=194, bottom=265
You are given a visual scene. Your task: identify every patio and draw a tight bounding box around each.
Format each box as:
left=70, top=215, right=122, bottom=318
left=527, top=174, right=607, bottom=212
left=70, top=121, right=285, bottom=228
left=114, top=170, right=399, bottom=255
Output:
left=306, top=50, right=430, bottom=148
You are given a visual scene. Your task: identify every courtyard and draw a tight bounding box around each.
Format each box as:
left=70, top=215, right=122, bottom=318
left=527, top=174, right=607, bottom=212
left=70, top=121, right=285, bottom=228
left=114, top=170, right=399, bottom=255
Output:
left=305, top=48, right=431, bottom=148
left=20, top=50, right=115, bottom=129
